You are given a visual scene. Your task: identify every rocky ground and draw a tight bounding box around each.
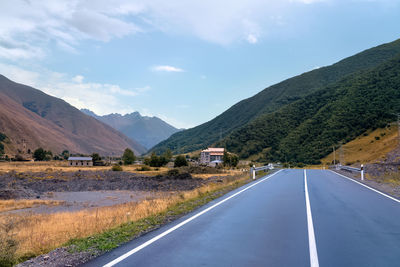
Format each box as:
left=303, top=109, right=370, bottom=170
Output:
left=365, top=145, right=400, bottom=177
left=16, top=247, right=98, bottom=267
left=0, top=170, right=206, bottom=200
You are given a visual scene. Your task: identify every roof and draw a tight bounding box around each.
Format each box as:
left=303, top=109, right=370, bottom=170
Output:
left=68, top=157, right=93, bottom=161
left=210, top=152, right=224, bottom=156
left=202, top=148, right=225, bottom=153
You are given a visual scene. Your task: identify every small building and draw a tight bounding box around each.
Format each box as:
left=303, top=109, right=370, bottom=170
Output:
left=200, top=148, right=224, bottom=165
left=68, top=157, right=93, bottom=166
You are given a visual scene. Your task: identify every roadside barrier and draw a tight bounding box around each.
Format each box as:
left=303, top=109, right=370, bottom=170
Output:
left=336, top=164, right=364, bottom=180
left=250, top=164, right=275, bottom=179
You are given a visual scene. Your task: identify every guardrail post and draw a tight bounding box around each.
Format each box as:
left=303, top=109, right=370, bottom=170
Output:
left=361, top=164, right=364, bottom=181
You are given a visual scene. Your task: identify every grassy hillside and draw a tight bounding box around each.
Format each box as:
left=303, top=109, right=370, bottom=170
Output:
left=152, top=39, right=400, bottom=154
left=320, top=125, right=399, bottom=166
left=220, top=55, right=400, bottom=164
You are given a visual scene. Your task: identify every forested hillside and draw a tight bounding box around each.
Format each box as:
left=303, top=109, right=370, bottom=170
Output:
left=152, top=38, right=400, bottom=154
left=219, top=56, right=400, bottom=164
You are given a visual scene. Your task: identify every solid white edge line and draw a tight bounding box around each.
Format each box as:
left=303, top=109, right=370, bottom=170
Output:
left=103, top=169, right=284, bottom=267
left=304, top=169, right=319, bottom=267
left=329, top=170, right=400, bottom=203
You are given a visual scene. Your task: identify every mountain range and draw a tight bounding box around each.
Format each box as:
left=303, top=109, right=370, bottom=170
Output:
left=151, top=38, right=400, bottom=164
left=81, top=109, right=181, bottom=150
left=0, top=75, right=146, bottom=156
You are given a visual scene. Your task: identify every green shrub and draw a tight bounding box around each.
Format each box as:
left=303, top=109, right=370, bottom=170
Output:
left=167, top=169, right=180, bottom=176
left=136, top=166, right=150, bottom=171
left=174, top=155, right=188, bottom=167
left=144, top=153, right=168, bottom=167
left=0, top=219, right=18, bottom=267
left=111, top=164, right=123, bottom=171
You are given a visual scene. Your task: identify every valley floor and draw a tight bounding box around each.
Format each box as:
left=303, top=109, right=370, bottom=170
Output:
left=0, top=164, right=248, bottom=266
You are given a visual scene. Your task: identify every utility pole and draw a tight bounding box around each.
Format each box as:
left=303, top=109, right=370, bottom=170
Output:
left=339, top=141, right=344, bottom=166
left=397, top=113, right=400, bottom=148
left=333, top=146, right=336, bottom=166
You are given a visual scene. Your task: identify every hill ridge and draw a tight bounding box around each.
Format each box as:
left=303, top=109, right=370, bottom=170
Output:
left=151, top=38, right=400, bottom=156
left=0, top=75, right=146, bottom=156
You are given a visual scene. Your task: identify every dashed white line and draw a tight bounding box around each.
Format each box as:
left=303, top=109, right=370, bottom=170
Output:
left=329, top=170, right=400, bottom=203
left=103, top=169, right=283, bottom=267
left=304, top=169, right=319, bottom=267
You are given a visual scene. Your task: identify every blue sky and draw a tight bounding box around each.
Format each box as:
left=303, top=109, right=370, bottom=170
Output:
left=0, top=0, right=399, bottom=128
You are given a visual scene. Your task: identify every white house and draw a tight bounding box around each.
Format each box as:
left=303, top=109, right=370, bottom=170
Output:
left=68, top=157, right=93, bottom=166
left=200, top=148, right=224, bottom=165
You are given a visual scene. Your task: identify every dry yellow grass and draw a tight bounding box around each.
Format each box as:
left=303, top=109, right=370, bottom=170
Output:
left=0, top=199, right=64, bottom=212
left=193, top=170, right=244, bottom=179
left=0, top=174, right=248, bottom=258
left=321, top=125, right=399, bottom=166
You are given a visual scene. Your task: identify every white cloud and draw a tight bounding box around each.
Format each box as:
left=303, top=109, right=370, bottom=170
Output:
left=152, top=65, right=184, bottom=72
left=246, top=34, right=258, bottom=44
left=0, top=63, right=149, bottom=116
left=72, top=75, right=84, bottom=83
left=0, top=0, right=332, bottom=60
left=0, top=0, right=141, bottom=60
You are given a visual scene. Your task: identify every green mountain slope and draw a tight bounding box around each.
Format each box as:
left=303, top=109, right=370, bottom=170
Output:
left=220, top=55, right=400, bottom=164
left=152, top=38, right=400, bottom=154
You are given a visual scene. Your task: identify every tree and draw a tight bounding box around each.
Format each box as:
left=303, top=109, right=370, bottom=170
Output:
left=122, top=148, right=136, bottom=165
left=61, top=150, right=70, bottom=160
left=144, top=152, right=168, bottom=167
left=33, top=148, right=46, bottom=161
left=174, top=155, right=188, bottom=167
left=223, top=151, right=239, bottom=167
left=91, top=153, right=102, bottom=162
left=0, top=143, right=4, bottom=157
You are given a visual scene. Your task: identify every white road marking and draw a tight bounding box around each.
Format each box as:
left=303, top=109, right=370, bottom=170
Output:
left=103, top=169, right=283, bottom=267
left=304, top=169, right=319, bottom=267
left=329, top=170, right=400, bottom=203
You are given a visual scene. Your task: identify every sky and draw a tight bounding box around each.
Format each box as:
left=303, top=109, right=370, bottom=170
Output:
left=0, top=0, right=399, bottom=129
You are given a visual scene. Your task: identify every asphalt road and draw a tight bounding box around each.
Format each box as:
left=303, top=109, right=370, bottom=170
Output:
left=83, top=169, right=400, bottom=267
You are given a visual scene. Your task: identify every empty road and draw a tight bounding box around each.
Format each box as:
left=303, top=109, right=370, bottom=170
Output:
left=83, top=169, right=400, bottom=267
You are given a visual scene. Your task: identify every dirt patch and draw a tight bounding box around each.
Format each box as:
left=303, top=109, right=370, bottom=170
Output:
left=0, top=170, right=203, bottom=200
left=5, top=191, right=158, bottom=214
left=16, top=246, right=98, bottom=267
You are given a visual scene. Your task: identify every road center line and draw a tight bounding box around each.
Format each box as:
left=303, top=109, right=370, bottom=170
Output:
left=103, top=169, right=283, bottom=267
left=329, top=170, right=400, bottom=203
left=304, top=169, right=319, bottom=267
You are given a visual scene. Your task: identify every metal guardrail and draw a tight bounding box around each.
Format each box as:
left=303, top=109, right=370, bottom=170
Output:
left=338, top=165, right=361, bottom=172
left=250, top=164, right=275, bottom=179
left=337, top=164, right=364, bottom=180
